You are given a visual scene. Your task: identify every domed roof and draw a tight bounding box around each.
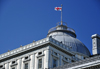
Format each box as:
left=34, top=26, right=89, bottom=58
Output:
left=47, top=23, right=90, bottom=56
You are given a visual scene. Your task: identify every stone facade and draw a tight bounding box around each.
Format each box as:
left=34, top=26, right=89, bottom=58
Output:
left=0, top=23, right=99, bottom=69
left=0, top=37, right=79, bottom=69
left=51, top=55, right=100, bottom=69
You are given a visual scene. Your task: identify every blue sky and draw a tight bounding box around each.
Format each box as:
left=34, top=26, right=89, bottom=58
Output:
left=0, top=0, right=100, bottom=55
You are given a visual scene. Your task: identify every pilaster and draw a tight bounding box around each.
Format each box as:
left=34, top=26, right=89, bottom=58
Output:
left=5, top=63, right=9, bottom=69
left=30, top=54, right=34, bottom=69
left=17, top=58, right=22, bottom=69
left=45, top=49, right=50, bottom=69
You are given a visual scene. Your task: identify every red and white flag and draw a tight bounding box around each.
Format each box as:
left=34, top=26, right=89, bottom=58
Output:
left=55, top=7, right=62, bottom=11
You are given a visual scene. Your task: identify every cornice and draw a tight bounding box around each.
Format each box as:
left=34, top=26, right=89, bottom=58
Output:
left=0, top=37, right=72, bottom=62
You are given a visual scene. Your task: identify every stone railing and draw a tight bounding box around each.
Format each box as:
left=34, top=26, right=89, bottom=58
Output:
left=48, top=27, right=75, bottom=34
left=49, top=37, right=72, bottom=51
left=0, top=37, right=72, bottom=60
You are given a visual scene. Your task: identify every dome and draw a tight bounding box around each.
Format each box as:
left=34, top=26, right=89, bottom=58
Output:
left=47, top=22, right=90, bottom=56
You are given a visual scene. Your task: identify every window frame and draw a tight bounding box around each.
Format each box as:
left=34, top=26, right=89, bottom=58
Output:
left=10, top=60, right=17, bottom=69
left=38, top=58, right=43, bottom=69
left=52, top=58, right=58, bottom=68
left=10, top=60, right=18, bottom=67
left=37, top=53, right=44, bottom=69
left=11, top=67, right=16, bottom=69
left=24, top=63, right=29, bottom=69
left=23, top=56, right=31, bottom=69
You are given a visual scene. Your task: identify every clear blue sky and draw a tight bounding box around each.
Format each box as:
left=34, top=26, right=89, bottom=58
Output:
left=0, top=0, right=100, bottom=55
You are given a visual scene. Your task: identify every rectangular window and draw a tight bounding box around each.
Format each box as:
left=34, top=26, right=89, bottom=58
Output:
left=12, top=67, right=15, bottom=69
left=54, top=52, right=57, bottom=56
left=38, top=59, right=42, bottom=69
left=53, top=59, right=57, bottom=67
left=25, top=63, right=28, bottom=69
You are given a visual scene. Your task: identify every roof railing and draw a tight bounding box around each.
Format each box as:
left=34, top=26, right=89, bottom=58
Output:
left=48, top=22, right=75, bottom=34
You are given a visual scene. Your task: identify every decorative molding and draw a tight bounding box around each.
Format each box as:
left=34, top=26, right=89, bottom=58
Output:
left=37, top=54, right=45, bottom=58
left=0, top=37, right=72, bottom=61
left=10, top=63, right=18, bottom=67
left=23, top=59, right=31, bottom=63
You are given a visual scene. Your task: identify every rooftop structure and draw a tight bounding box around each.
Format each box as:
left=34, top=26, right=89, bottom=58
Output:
left=48, top=22, right=90, bottom=56
left=0, top=21, right=92, bottom=69
left=0, top=7, right=100, bottom=68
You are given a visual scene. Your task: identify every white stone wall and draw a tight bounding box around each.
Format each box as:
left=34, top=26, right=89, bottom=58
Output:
left=0, top=45, right=73, bottom=69
left=48, top=46, right=72, bottom=68
left=0, top=46, right=47, bottom=69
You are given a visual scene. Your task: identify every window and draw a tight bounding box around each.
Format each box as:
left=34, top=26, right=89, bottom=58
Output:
left=12, top=67, right=15, bottom=69
left=38, top=58, right=42, bottom=69
left=54, top=52, right=57, bottom=56
left=25, top=56, right=28, bottom=59
left=71, top=60, right=74, bottom=62
left=12, top=61, right=15, bottom=64
left=65, top=57, right=68, bottom=61
left=25, top=63, right=28, bottom=69
left=38, top=52, right=42, bottom=55
left=53, top=59, right=57, bottom=67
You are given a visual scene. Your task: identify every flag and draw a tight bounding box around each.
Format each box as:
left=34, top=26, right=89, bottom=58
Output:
left=55, top=7, right=62, bottom=11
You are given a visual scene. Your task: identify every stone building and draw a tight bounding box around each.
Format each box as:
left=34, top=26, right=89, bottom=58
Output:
left=0, top=22, right=99, bottom=69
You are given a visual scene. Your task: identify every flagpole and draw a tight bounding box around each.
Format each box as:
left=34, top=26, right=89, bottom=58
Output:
left=61, top=4, right=63, bottom=25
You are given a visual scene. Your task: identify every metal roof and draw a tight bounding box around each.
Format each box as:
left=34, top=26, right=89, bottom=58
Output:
left=47, top=23, right=90, bottom=56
